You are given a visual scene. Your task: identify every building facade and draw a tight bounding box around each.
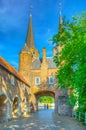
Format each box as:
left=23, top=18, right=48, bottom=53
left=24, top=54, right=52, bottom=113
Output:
left=19, top=12, right=70, bottom=113
left=0, top=10, right=72, bottom=123
left=0, top=57, right=30, bottom=122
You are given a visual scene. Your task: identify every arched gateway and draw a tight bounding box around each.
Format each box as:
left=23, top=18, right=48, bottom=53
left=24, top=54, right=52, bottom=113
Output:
left=19, top=10, right=72, bottom=116
left=0, top=9, right=72, bottom=122
left=34, top=90, right=55, bottom=110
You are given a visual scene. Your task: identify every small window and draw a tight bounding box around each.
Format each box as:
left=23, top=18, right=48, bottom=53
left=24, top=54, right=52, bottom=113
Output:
left=49, top=76, right=54, bottom=85
left=35, top=77, right=40, bottom=85
left=11, top=76, right=15, bottom=85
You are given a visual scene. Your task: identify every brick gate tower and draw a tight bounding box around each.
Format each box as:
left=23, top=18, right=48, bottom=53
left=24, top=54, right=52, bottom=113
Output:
left=19, top=9, right=72, bottom=115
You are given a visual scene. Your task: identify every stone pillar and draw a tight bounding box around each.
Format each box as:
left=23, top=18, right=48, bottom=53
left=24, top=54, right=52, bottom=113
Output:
left=27, top=101, right=31, bottom=113
left=54, top=91, right=59, bottom=112
left=18, top=102, right=22, bottom=117
left=55, top=96, right=58, bottom=112
left=6, top=102, right=12, bottom=120
left=24, top=103, right=28, bottom=115
left=34, top=101, right=38, bottom=112
left=23, top=99, right=30, bottom=116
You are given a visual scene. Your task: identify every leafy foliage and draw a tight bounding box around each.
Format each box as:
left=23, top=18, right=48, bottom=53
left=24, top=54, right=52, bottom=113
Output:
left=52, top=11, right=86, bottom=112
left=38, top=96, right=54, bottom=104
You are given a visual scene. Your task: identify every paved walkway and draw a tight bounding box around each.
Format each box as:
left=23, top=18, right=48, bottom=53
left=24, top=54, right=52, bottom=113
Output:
left=0, top=110, right=86, bottom=130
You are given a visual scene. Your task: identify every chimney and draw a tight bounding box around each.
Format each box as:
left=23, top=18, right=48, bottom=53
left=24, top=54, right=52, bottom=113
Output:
left=42, top=48, right=46, bottom=63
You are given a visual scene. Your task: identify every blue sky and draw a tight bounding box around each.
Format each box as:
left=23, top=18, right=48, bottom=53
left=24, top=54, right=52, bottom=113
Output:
left=0, top=0, right=86, bottom=69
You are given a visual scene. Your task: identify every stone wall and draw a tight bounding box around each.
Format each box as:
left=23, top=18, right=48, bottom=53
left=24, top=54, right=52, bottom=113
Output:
left=0, top=65, right=30, bottom=121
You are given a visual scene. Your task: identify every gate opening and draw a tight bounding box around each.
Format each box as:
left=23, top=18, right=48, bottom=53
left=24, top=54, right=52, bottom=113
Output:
left=38, top=96, right=55, bottom=110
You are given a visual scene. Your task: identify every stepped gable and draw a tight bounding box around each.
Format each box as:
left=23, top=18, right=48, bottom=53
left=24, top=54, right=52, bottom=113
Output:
left=31, top=58, right=41, bottom=69
left=31, top=57, right=56, bottom=69
left=46, top=58, right=56, bottom=68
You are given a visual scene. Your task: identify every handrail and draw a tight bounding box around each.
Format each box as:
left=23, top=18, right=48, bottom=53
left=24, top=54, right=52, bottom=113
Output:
left=72, top=110, right=86, bottom=124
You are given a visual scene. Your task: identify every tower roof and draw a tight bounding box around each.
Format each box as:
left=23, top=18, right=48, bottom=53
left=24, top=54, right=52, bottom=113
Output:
left=59, top=10, right=63, bottom=25
left=25, top=14, right=35, bottom=49
left=58, top=3, right=63, bottom=30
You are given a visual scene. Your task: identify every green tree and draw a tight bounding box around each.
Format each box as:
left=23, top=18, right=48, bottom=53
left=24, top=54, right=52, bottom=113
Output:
left=38, top=96, right=54, bottom=104
left=52, top=12, right=86, bottom=112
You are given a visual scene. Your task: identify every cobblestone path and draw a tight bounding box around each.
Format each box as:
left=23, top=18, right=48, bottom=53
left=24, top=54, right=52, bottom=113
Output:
left=1, top=110, right=86, bottom=130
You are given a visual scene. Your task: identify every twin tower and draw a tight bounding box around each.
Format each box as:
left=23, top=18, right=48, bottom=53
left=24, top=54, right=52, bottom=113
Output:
left=19, top=12, right=62, bottom=87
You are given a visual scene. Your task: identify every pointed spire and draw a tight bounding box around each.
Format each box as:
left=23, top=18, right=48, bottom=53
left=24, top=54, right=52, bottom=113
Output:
left=30, top=5, right=32, bottom=17
left=59, top=3, right=63, bottom=25
left=25, top=6, right=35, bottom=49
left=58, top=3, right=63, bottom=31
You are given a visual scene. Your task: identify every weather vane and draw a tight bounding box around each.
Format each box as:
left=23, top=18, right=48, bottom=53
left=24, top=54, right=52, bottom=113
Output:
left=30, top=5, right=33, bottom=16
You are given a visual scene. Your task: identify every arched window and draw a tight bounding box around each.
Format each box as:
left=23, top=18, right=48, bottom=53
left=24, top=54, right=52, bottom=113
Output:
left=11, top=75, right=15, bottom=85
left=35, top=77, right=40, bottom=85
left=49, top=76, right=54, bottom=85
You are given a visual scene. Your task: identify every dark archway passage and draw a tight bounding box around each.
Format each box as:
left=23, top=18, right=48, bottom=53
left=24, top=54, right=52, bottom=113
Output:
left=0, top=94, right=7, bottom=123
left=38, top=96, right=55, bottom=110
